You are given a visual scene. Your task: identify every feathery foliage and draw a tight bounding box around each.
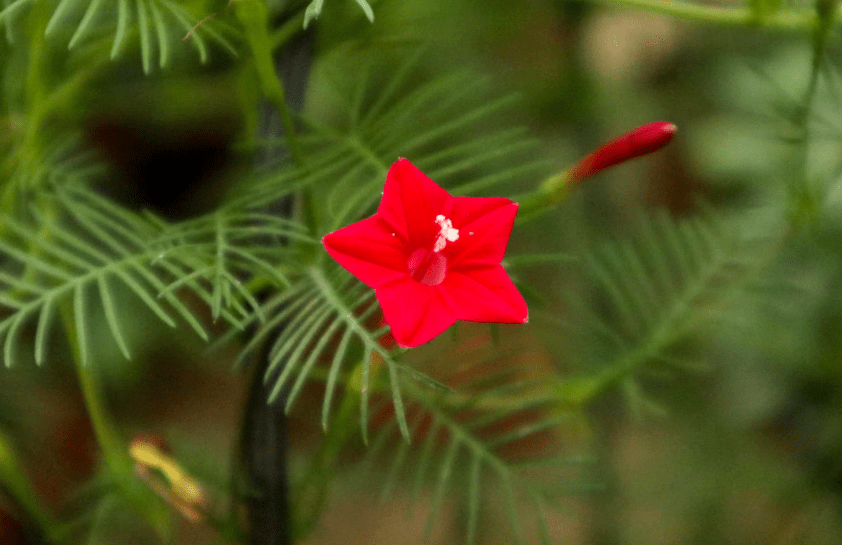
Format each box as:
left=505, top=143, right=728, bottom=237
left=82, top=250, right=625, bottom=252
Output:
left=559, top=209, right=761, bottom=412
left=303, top=0, right=374, bottom=28
left=0, top=179, right=315, bottom=367
left=362, top=363, right=591, bottom=545
left=236, top=49, right=550, bottom=221
left=0, top=0, right=237, bottom=71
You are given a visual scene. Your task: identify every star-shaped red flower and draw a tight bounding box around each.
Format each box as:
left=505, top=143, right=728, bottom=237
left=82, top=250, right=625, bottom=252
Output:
left=322, top=158, right=528, bottom=348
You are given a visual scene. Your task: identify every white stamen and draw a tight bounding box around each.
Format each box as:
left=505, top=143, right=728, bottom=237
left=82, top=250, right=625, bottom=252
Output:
left=433, top=214, right=459, bottom=252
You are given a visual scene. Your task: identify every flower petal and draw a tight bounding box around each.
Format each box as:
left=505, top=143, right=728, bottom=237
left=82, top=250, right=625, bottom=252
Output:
left=377, top=279, right=457, bottom=348
left=442, top=265, right=528, bottom=324
left=378, top=159, right=450, bottom=249
left=323, top=216, right=408, bottom=288
left=444, top=197, right=519, bottom=267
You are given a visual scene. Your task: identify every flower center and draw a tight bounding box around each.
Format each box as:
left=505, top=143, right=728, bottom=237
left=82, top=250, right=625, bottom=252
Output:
left=408, top=248, right=447, bottom=285
left=433, top=214, right=459, bottom=252
left=406, top=215, right=458, bottom=286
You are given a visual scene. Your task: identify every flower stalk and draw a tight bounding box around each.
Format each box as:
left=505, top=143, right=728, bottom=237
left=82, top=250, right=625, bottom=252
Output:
left=518, top=122, right=676, bottom=222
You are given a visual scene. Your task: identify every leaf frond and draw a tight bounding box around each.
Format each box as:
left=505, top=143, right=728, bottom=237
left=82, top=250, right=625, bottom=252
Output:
left=559, top=208, right=762, bottom=407
left=7, top=0, right=238, bottom=70
left=362, top=369, right=589, bottom=545
left=0, top=182, right=305, bottom=366
left=233, top=50, right=549, bottom=228
left=248, top=260, right=456, bottom=442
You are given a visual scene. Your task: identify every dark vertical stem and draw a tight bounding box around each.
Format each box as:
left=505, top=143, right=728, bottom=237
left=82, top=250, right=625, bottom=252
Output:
left=239, top=17, right=314, bottom=545
left=241, top=350, right=292, bottom=545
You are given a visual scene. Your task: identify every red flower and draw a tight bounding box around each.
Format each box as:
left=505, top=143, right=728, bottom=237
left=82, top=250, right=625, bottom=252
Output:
left=567, top=122, right=677, bottom=182
left=322, top=159, right=528, bottom=348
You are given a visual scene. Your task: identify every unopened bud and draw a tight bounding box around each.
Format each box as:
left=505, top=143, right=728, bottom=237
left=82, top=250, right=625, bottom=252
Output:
left=567, top=122, right=677, bottom=182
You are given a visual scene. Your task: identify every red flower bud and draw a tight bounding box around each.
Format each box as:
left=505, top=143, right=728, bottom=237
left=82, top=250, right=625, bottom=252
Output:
left=567, top=122, right=677, bottom=182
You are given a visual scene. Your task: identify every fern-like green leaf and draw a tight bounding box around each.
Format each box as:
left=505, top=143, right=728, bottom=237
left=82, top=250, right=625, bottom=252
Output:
left=0, top=0, right=33, bottom=38
left=361, top=367, right=589, bottom=545
left=233, top=51, right=549, bottom=229
left=3, top=0, right=237, bottom=70
left=302, top=0, right=324, bottom=28
left=45, top=0, right=83, bottom=36
left=0, top=175, right=313, bottom=366
left=67, top=0, right=105, bottom=49
left=111, top=0, right=131, bottom=58
left=238, top=263, right=416, bottom=441
left=152, top=207, right=315, bottom=326
left=559, top=209, right=757, bottom=409
left=303, top=0, right=373, bottom=28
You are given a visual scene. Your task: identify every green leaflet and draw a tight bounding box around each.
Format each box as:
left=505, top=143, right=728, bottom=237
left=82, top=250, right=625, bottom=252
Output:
left=303, top=0, right=374, bottom=29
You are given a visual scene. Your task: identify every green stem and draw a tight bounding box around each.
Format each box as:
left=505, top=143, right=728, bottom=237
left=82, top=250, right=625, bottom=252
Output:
left=60, top=302, right=183, bottom=539
left=0, top=431, right=65, bottom=543
left=590, top=0, right=823, bottom=30
left=788, top=0, right=837, bottom=223
left=0, top=4, right=105, bottom=216
left=515, top=169, right=573, bottom=225
left=236, top=0, right=303, bottom=165
left=0, top=3, right=48, bottom=212
left=59, top=300, right=126, bottom=469
left=269, top=10, right=307, bottom=51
